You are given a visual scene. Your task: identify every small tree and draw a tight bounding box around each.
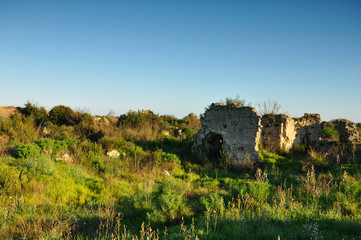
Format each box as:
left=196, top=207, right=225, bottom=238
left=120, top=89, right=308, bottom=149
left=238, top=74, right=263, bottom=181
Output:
left=257, top=99, right=281, bottom=115
left=21, top=102, right=48, bottom=125
left=49, top=105, right=77, bottom=125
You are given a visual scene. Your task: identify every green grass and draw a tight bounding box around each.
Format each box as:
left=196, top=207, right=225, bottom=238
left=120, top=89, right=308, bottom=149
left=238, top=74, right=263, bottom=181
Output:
left=1, top=104, right=361, bottom=239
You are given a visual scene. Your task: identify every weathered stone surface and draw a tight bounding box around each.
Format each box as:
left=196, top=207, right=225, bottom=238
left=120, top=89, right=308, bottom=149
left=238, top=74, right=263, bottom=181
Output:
left=294, top=114, right=322, bottom=147
left=261, top=114, right=296, bottom=151
left=192, top=104, right=261, bottom=164
left=193, top=105, right=328, bottom=165
left=260, top=113, right=322, bottom=151
left=334, top=119, right=359, bottom=144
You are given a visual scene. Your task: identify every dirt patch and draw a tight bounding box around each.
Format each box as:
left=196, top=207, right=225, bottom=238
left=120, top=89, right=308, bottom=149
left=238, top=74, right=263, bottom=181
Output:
left=0, top=106, right=19, bottom=118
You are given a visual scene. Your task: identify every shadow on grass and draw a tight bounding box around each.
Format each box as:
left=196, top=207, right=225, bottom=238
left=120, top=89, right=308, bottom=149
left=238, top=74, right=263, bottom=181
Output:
left=135, top=138, right=193, bottom=161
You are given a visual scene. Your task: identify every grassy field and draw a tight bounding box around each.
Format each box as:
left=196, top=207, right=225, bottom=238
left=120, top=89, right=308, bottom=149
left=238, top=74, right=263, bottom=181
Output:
left=1, top=103, right=361, bottom=239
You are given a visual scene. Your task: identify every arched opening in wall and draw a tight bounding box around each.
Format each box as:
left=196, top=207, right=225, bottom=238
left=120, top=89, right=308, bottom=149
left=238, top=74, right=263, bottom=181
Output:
left=202, top=132, right=223, bottom=163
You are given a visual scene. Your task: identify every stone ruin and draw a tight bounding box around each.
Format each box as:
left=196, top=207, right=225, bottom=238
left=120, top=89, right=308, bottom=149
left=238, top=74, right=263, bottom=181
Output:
left=192, top=104, right=360, bottom=164
left=192, top=103, right=261, bottom=164
left=260, top=113, right=322, bottom=151
left=334, top=119, right=359, bottom=145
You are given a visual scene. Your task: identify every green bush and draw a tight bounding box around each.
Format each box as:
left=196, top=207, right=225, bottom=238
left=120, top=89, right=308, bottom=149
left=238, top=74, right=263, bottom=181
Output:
left=49, top=105, right=77, bottom=126
left=22, top=156, right=55, bottom=178
left=148, top=177, right=188, bottom=223
left=183, top=113, right=200, bottom=130
left=20, top=102, right=48, bottom=125
left=81, top=140, right=104, bottom=159
left=247, top=181, right=271, bottom=203
left=0, top=164, right=21, bottom=195
left=182, top=127, right=197, bottom=140
left=321, top=122, right=339, bottom=140
left=91, top=156, right=106, bottom=173
left=162, top=152, right=181, bottom=164
left=35, top=138, right=77, bottom=157
left=15, top=143, right=42, bottom=158
left=99, top=137, right=128, bottom=152
left=220, top=95, right=250, bottom=107
left=200, top=193, right=225, bottom=214
left=0, top=114, right=38, bottom=144
left=117, top=110, right=160, bottom=128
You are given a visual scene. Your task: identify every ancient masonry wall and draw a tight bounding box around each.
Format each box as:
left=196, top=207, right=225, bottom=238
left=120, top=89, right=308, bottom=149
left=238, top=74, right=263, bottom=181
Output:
left=260, top=114, right=321, bottom=151
left=260, top=114, right=296, bottom=151
left=192, top=104, right=261, bottom=164
left=193, top=105, right=360, bottom=163
left=294, top=114, right=322, bottom=146
left=334, top=119, right=359, bottom=145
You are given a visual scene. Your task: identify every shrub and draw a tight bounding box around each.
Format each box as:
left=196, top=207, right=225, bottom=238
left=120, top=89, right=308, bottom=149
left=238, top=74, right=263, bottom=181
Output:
left=15, top=143, right=42, bottom=158
left=247, top=180, right=271, bottom=203
left=49, top=105, right=77, bottom=126
left=0, top=133, right=9, bottom=155
left=22, top=156, right=55, bottom=178
left=81, top=140, right=104, bottom=160
left=148, top=177, right=188, bottom=223
left=117, top=110, right=159, bottom=128
left=221, top=95, right=250, bottom=107
left=0, top=113, right=39, bottom=144
left=200, top=193, right=225, bottom=215
left=162, top=152, right=181, bottom=164
left=99, top=137, right=127, bottom=152
left=20, top=102, right=48, bottom=125
left=183, top=113, right=200, bottom=129
left=303, top=148, right=329, bottom=170
left=91, top=156, right=106, bottom=173
left=321, top=122, right=339, bottom=140
left=0, top=164, right=21, bottom=195
left=182, top=127, right=197, bottom=140
left=74, top=114, right=105, bottom=142
left=36, top=138, right=55, bottom=152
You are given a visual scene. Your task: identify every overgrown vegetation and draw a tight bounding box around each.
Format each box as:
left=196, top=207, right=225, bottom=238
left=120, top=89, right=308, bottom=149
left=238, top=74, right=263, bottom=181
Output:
left=1, top=103, right=361, bottom=239
left=321, top=121, right=340, bottom=141
left=219, top=95, right=251, bottom=108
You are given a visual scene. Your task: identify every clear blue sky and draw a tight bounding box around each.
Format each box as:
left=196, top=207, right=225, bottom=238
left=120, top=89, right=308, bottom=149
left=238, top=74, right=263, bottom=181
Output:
left=1, top=1, right=360, bottom=122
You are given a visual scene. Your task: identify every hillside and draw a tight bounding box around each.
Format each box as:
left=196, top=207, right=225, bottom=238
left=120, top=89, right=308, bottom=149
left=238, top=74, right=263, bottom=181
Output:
left=0, top=103, right=361, bottom=240
left=0, top=106, right=19, bottom=118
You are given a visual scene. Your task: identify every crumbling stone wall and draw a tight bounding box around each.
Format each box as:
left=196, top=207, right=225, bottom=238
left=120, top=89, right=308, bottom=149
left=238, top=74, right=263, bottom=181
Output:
left=260, top=114, right=296, bottom=151
left=294, top=114, right=322, bottom=147
left=260, top=113, right=321, bottom=151
left=192, top=104, right=261, bottom=164
left=334, top=119, right=360, bottom=144
left=193, top=103, right=358, bottom=165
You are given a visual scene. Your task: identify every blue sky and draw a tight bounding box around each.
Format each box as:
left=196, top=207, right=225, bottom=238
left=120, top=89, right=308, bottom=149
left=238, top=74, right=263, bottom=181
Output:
left=0, top=1, right=360, bottom=122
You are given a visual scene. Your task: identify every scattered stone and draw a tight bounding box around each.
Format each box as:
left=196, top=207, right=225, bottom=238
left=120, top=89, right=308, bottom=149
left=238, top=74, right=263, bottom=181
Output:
left=107, top=150, right=120, bottom=158
left=56, top=153, right=73, bottom=163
